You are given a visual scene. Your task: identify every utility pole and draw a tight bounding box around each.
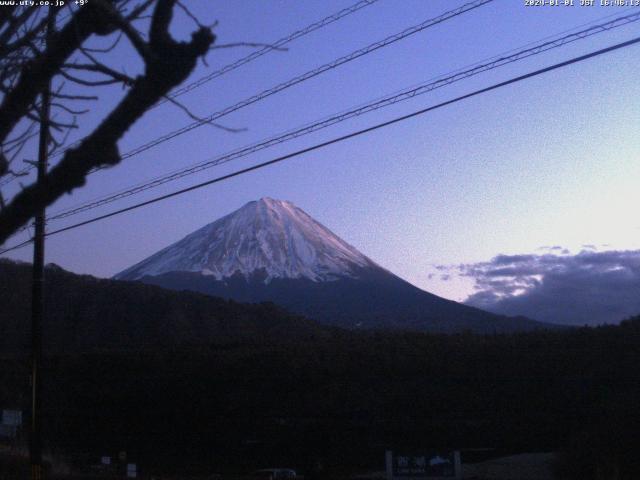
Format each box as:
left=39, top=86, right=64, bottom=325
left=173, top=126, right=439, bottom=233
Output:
left=30, top=9, right=53, bottom=480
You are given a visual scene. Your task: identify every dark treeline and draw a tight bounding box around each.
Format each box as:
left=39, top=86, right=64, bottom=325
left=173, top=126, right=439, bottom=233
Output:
left=2, top=318, right=640, bottom=478
left=1, top=260, right=639, bottom=478
left=0, top=260, right=329, bottom=354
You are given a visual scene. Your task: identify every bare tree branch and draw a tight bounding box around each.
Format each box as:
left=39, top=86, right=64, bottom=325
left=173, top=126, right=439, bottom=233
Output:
left=62, top=62, right=135, bottom=86
left=162, top=94, right=246, bottom=133
left=51, top=92, right=99, bottom=101
left=0, top=0, right=215, bottom=244
left=0, top=2, right=115, bottom=143
left=59, top=69, right=124, bottom=87
left=91, top=0, right=151, bottom=60
left=80, top=31, right=123, bottom=53
left=0, top=6, right=38, bottom=49
left=50, top=102, right=89, bottom=115
left=0, top=15, right=48, bottom=57
left=176, top=1, right=216, bottom=30
left=124, top=0, right=156, bottom=22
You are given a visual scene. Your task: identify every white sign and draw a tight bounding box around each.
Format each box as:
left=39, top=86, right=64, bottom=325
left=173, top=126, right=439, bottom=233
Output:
left=386, top=450, right=461, bottom=480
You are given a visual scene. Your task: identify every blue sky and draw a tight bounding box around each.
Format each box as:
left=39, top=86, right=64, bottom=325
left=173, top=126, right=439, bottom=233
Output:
left=2, top=0, right=640, bottom=306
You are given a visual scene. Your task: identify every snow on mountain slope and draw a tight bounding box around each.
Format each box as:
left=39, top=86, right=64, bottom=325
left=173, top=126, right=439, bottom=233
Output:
left=115, top=198, right=379, bottom=283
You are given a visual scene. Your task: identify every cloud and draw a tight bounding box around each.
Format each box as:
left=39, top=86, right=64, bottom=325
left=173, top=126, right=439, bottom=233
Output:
left=450, top=249, right=640, bottom=326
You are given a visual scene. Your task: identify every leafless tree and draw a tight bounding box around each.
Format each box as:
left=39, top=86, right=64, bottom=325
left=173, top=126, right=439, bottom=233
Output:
left=0, top=0, right=216, bottom=245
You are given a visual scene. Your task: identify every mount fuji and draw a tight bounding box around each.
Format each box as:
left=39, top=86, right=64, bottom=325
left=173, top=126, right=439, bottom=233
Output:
left=115, top=198, right=553, bottom=333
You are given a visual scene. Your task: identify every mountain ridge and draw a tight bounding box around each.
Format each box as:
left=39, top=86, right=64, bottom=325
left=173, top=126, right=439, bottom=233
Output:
left=115, top=198, right=561, bottom=333
left=0, top=259, right=328, bottom=354
left=115, top=197, right=380, bottom=283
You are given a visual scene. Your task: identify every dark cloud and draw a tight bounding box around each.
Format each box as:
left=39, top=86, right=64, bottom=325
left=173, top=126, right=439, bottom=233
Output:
left=454, top=250, right=640, bottom=326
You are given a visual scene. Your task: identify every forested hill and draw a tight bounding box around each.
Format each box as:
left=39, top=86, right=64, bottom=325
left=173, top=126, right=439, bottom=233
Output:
left=1, top=314, right=639, bottom=477
left=1, top=259, right=640, bottom=477
left=0, top=259, right=329, bottom=354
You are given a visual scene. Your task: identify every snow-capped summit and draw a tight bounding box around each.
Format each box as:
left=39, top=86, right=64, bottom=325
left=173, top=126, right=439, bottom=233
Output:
left=114, top=198, right=556, bottom=334
left=115, top=197, right=379, bottom=283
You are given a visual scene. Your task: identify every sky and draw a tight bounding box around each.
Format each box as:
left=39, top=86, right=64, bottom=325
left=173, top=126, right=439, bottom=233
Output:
left=2, top=0, right=640, bottom=324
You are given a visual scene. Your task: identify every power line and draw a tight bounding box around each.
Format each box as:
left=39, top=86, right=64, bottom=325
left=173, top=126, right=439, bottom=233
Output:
left=0, top=0, right=381, bottom=187
left=34, top=0, right=491, bottom=177
left=160, top=0, right=381, bottom=104
left=1, top=238, right=33, bottom=255
left=2, top=33, right=639, bottom=256
left=113, top=0, right=493, bottom=162
left=46, top=7, right=640, bottom=217
left=43, top=11, right=640, bottom=224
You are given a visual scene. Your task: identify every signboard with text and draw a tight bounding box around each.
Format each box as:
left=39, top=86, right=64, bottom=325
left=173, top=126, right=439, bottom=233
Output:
left=386, top=451, right=461, bottom=480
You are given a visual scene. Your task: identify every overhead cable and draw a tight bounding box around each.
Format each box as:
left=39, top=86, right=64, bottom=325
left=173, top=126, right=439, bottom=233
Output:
left=44, top=11, right=640, bottom=223
left=2, top=33, right=639, bottom=255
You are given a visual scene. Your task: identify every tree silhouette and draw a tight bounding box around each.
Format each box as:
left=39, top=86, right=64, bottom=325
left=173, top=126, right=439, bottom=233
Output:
left=0, top=0, right=215, bottom=245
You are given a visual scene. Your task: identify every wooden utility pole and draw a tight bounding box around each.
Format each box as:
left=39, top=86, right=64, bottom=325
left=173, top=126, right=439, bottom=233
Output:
left=30, top=9, right=53, bottom=480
